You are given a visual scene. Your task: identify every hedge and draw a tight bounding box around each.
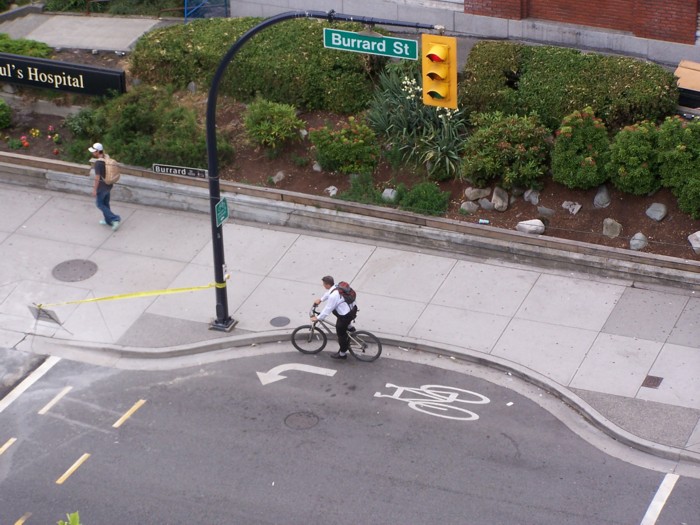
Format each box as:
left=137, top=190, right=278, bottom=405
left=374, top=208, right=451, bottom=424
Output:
left=130, top=18, right=387, bottom=114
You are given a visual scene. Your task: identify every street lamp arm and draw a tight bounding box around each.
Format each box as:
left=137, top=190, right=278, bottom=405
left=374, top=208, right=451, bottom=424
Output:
left=205, top=11, right=436, bottom=330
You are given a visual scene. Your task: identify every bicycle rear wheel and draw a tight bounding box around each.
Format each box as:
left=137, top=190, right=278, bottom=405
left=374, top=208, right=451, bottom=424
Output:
left=348, top=330, right=382, bottom=362
left=291, top=325, right=327, bottom=354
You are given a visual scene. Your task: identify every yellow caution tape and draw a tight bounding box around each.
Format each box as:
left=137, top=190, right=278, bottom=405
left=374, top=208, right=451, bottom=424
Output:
left=36, top=275, right=230, bottom=310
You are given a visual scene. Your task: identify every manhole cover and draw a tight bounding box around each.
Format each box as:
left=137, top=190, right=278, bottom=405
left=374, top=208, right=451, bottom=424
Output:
left=641, top=375, right=664, bottom=389
left=52, top=259, right=98, bottom=282
left=284, top=412, right=319, bottom=430
left=270, top=316, right=290, bottom=327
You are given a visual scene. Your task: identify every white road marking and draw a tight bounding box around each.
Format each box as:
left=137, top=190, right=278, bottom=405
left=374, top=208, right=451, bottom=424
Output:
left=640, top=473, right=679, bottom=525
left=256, top=363, right=336, bottom=385
left=0, top=356, right=61, bottom=413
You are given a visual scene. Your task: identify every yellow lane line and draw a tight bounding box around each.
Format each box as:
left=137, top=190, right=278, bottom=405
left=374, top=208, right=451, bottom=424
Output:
left=0, top=437, right=17, bottom=455
left=14, top=512, right=32, bottom=524
left=37, top=386, right=73, bottom=415
left=113, top=399, right=147, bottom=428
left=56, top=453, right=90, bottom=485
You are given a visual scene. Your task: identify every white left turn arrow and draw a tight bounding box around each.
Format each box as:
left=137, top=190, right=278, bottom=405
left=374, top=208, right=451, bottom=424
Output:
left=256, top=363, right=337, bottom=385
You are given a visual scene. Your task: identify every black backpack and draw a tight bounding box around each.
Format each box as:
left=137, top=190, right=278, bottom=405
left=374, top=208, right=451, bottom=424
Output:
left=336, top=281, right=357, bottom=304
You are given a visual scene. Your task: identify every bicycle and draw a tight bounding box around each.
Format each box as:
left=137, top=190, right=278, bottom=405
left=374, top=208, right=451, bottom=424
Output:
left=291, top=305, right=382, bottom=362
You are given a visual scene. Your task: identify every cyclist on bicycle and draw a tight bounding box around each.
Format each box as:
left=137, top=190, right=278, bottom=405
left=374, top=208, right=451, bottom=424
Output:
left=311, top=275, right=357, bottom=360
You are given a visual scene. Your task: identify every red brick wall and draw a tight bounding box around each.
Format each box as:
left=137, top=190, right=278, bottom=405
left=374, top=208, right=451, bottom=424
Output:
left=464, top=0, right=698, bottom=44
left=463, top=0, right=525, bottom=20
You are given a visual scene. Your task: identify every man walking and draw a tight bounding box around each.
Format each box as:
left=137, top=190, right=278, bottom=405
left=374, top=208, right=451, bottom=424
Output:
left=311, top=275, right=357, bottom=359
left=90, top=142, right=121, bottom=231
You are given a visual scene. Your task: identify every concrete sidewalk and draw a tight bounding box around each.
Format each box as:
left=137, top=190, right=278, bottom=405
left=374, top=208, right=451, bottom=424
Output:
left=1, top=181, right=699, bottom=467
left=0, top=10, right=173, bottom=53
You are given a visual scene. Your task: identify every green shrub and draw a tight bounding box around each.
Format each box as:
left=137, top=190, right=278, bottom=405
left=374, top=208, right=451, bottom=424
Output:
left=367, top=62, right=469, bottom=181
left=0, top=1, right=9, bottom=13
left=0, top=33, right=52, bottom=58
left=309, top=116, right=380, bottom=175
left=398, top=181, right=450, bottom=216
left=66, top=85, right=233, bottom=168
left=45, top=0, right=90, bottom=11
left=338, top=172, right=383, bottom=205
left=607, top=121, right=659, bottom=195
left=243, top=97, right=303, bottom=156
left=0, top=99, right=11, bottom=129
left=460, top=112, right=550, bottom=189
left=517, top=46, right=677, bottom=130
left=65, top=107, right=105, bottom=138
left=459, top=41, right=524, bottom=117
left=131, top=19, right=385, bottom=114
left=551, top=107, right=610, bottom=189
left=657, top=116, right=700, bottom=190
left=674, top=174, right=700, bottom=219
left=462, top=42, right=678, bottom=132
left=45, top=0, right=180, bottom=15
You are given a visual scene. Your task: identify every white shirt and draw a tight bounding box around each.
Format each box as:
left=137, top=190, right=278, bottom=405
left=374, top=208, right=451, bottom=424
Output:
left=318, top=286, right=353, bottom=320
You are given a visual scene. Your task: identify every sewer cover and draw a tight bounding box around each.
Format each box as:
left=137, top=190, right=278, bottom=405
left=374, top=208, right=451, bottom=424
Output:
left=284, top=411, right=319, bottom=430
left=52, top=259, right=98, bottom=282
left=270, top=316, right=290, bottom=327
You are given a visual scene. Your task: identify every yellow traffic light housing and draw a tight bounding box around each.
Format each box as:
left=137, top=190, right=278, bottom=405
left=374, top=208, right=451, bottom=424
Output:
left=421, top=34, right=458, bottom=109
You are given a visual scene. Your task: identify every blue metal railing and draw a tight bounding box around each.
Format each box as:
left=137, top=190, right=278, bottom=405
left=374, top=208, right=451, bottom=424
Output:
left=185, top=0, right=229, bottom=22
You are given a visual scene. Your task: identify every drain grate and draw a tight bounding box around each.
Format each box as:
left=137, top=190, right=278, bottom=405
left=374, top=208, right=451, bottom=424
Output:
left=270, top=316, right=290, bottom=327
left=641, top=375, right=664, bottom=389
left=284, top=411, right=319, bottom=430
left=52, top=259, right=98, bottom=282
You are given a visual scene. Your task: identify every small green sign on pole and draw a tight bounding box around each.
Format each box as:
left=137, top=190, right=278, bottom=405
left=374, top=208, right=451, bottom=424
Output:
left=215, top=197, right=229, bottom=227
left=323, top=28, right=418, bottom=60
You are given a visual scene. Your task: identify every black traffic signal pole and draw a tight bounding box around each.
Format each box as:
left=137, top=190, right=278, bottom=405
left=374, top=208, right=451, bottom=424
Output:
left=206, top=10, right=437, bottom=331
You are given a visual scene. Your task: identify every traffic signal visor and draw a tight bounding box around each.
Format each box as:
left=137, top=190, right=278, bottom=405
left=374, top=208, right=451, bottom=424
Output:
left=421, top=34, right=457, bottom=109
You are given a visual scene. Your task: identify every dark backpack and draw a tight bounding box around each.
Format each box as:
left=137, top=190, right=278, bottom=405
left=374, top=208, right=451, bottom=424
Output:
left=335, top=281, right=356, bottom=304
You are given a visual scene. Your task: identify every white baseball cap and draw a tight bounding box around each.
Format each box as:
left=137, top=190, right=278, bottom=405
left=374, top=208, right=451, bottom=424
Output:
left=88, top=142, right=104, bottom=152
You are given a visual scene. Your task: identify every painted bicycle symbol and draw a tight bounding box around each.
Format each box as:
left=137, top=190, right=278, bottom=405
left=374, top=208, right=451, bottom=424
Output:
left=374, top=383, right=490, bottom=421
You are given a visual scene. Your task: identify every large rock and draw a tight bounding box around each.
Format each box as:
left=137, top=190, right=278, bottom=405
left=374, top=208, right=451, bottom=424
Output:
left=516, top=219, right=545, bottom=234
left=382, top=188, right=398, bottom=202
left=524, top=189, right=540, bottom=205
left=492, top=187, right=509, bottom=212
left=646, top=203, right=667, bottom=222
left=271, top=171, right=285, bottom=184
left=460, top=201, right=479, bottom=214
left=603, top=218, right=622, bottom=238
left=594, top=185, right=611, bottom=208
left=688, top=231, right=700, bottom=254
left=562, top=201, right=582, bottom=215
left=464, top=187, right=491, bottom=201
left=478, top=197, right=494, bottom=211
left=630, top=232, right=648, bottom=251
left=538, top=206, right=555, bottom=217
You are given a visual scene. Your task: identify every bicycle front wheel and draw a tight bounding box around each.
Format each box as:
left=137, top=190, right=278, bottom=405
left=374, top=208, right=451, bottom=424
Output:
left=348, top=330, right=382, bottom=362
left=291, top=325, right=327, bottom=354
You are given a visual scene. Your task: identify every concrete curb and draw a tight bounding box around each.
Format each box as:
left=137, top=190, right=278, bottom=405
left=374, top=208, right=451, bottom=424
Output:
left=23, top=330, right=700, bottom=466
left=2, top=152, right=700, bottom=290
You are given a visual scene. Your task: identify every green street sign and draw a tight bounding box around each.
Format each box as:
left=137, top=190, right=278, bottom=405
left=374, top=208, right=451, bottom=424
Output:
left=323, top=28, right=418, bottom=60
left=215, top=197, right=229, bottom=227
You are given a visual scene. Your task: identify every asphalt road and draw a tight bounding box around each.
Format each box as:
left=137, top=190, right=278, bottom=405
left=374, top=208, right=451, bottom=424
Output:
left=1, top=349, right=698, bottom=524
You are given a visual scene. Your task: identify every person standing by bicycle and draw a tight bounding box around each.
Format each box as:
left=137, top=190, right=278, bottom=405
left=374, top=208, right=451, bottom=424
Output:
left=311, top=275, right=357, bottom=360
